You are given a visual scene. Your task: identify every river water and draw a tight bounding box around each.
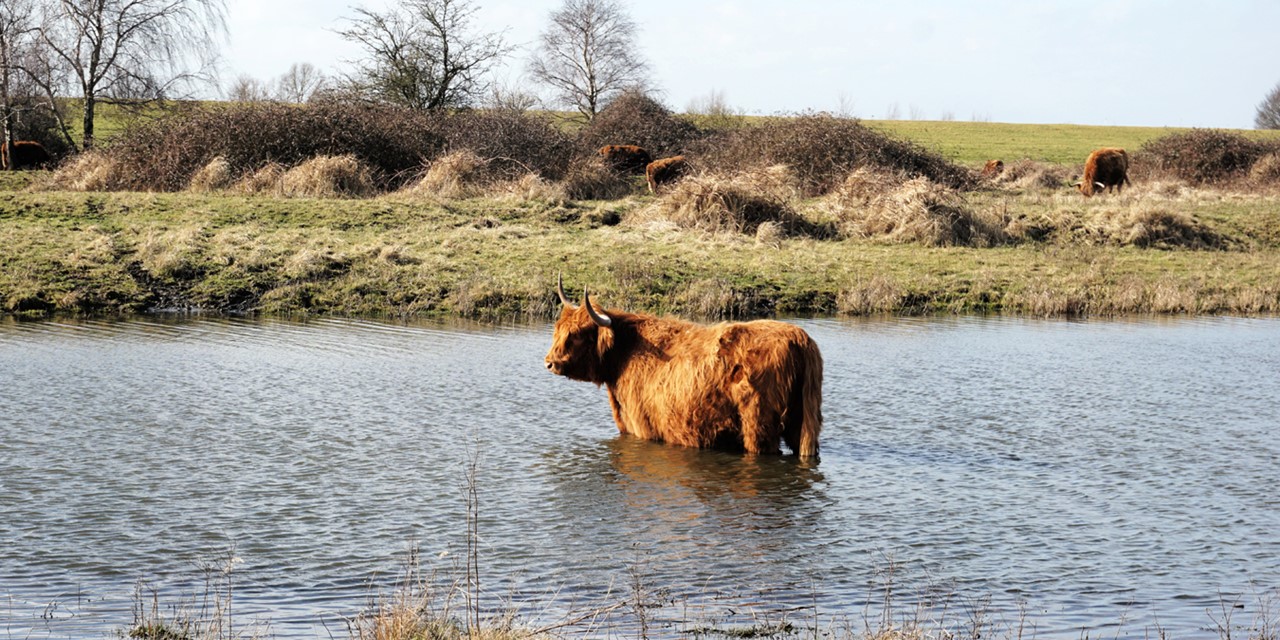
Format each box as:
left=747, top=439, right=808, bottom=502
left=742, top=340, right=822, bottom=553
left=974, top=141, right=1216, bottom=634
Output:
left=1, top=315, right=1277, bottom=639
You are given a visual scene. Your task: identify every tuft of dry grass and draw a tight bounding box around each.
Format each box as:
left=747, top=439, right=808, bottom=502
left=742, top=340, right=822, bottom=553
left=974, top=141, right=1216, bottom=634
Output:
left=1249, top=152, right=1280, bottom=186
left=405, top=150, right=490, bottom=199
left=559, top=156, right=637, bottom=201
left=42, top=152, right=126, bottom=191
left=638, top=165, right=824, bottom=236
left=830, top=168, right=1006, bottom=246
left=232, top=162, right=286, bottom=195
left=1083, top=203, right=1227, bottom=249
left=186, top=156, right=234, bottom=193
left=279, top=155, right=377, bottom=198
left=993, top=158, right=1071, bottom=190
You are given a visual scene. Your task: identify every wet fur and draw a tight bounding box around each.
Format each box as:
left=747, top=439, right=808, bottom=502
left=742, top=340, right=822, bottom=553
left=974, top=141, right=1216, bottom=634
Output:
left=546, top=301, right=823, bottom=458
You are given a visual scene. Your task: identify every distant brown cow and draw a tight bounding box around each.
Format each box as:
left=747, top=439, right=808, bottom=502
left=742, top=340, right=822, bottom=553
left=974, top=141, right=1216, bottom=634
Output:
left=1076, top=147, right=1130, bottom=196
left=598, top=144, right=652, bottom=174
left=645, top=155, right=688, bottom=193
left=981, top=159, right=1004, bottom=178
left=0, top=140, right=51, bottom=170
left=545, top=276, right=823, bottom=458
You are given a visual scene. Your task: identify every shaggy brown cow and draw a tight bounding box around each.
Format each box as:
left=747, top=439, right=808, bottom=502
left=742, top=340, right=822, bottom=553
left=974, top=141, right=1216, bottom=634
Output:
left=545, top=276, right=823, bottom=459
left=598, top=144, right=652, bottom=174
left=645, top=155, right=688, bottom=193
left=1076, top=147, right=1130, bottom=196
left=0, top=140, right=51, bottom=170
left=981, top=159, right=1004, bottom=178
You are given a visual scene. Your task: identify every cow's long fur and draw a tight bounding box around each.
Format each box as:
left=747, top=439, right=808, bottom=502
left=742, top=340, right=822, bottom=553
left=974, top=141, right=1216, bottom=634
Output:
left=645, top=155, right=688, bottom=193
left=0, top=141, right=51, bottom=170
left=545, top=293, right=823, bottom=458
left=598, top=144, right=652, bottom=174
left=1078, top=147, right=1130, bottom=196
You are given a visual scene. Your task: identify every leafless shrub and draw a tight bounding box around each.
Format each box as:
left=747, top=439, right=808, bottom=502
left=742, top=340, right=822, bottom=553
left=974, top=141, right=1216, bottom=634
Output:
left=1137, top=129, right=1280, bottom=185
left=829, top=168, right=1003, bottom=246
left=101, top=101, right=445, bottom=192
left=433, top=109, right=574, bottom=181
left=693, top=113, right=975, bottom=197
left=576, top=90, right=703, bottom=160
left=560, top=156, right=637, bottom=200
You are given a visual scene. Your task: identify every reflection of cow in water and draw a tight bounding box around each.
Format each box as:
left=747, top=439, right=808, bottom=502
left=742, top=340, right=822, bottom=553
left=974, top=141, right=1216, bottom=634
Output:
left=1, top=141, right=51, bottom=170
left=545, top=276, right=823, bottom=458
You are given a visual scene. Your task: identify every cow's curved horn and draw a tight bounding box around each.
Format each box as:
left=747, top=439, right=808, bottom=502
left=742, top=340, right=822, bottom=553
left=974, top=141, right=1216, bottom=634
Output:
left=582, top=289, right=612, bottom=327
left=557, top=273, right=575, bottom=307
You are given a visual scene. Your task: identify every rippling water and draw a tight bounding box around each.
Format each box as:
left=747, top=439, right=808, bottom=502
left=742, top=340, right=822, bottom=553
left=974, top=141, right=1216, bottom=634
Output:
left=1, top=315, right=1277, bottom=638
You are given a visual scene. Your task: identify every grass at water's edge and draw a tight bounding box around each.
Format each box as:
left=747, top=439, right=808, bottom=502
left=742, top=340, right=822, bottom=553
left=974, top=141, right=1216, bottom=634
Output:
left=3, top=184, right=1280, bottom=321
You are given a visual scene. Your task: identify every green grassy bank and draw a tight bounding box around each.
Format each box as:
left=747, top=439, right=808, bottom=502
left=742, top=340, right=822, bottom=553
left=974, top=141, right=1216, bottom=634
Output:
left=4, top=179, right=1279, bottom=320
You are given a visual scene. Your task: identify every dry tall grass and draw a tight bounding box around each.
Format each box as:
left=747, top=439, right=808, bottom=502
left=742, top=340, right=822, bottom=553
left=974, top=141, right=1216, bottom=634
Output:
left=637, top=166, right=826, bottom=237
left=232, top=162, right=286, bottom=195
left=43, top=152, right=126, bottom=191
left=279, top=155, right=377, bottom=198
left=560, top=156, right=637, bottom=201
left=187, top=156, right=235, bottom=193
left=830, top=168, right=1006, bottom=246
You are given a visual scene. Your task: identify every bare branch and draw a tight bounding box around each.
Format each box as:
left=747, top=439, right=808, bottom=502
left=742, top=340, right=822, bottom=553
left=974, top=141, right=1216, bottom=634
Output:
left=335, top=0, right=509, bottom=111
left=528, top=0, right=649, bottom=119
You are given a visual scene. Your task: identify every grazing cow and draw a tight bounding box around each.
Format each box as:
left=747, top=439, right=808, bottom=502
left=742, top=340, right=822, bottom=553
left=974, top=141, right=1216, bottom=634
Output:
left=598, top=144, right=652, bottom=174
left=981, top=159, right=1004, bottom=178
left=0, top=140, right=52, bottom=171
left=545, top=276, right=823, bottom=459
left=645, top=155, right=688, bottom=193
left=1075, top=147, right=1131, bottom=196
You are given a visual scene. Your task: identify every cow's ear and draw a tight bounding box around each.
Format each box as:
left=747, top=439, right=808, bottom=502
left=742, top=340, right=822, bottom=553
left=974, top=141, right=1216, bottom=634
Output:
left=596, top=324, right=614, bottom=358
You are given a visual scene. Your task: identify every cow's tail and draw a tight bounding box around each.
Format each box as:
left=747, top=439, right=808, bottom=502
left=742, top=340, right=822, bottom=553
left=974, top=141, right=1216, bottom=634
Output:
left=786, top=334, right=823, bottom=459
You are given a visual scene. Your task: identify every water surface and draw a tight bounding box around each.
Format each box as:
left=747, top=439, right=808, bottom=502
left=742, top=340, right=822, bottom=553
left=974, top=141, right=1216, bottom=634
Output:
left=1, top=315, right=1277, bottom=638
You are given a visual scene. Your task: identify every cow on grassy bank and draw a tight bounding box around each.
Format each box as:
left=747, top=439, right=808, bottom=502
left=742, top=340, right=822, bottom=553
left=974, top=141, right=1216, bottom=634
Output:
left=1, top=141, right=51, bottom=170
left=545, top=276, right=823, bottom=459
left=645, top=155, right=688, bottom=193
left=1076, top=147, right=1131, bottom=196
left=598, top=144, right=652, bottom=174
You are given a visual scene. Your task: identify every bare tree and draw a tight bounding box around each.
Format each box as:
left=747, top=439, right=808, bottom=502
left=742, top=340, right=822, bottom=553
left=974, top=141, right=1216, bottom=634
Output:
left=34, top=0, right=227, bottom=150
left=226, top=74, right=273, bottom=102
left=1, top=0, right=38, bottom=163
left=336, top=0, right=508, bottom=110
left=275, top=62, right=326, bottom=103
left=528, top=0, right=648, bottom=120
left=1256, top=80, right=1280, bottom=130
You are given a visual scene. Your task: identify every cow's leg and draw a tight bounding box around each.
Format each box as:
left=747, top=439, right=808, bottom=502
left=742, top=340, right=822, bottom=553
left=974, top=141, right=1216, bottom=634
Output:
left=736, top=394, right=782, bottom=455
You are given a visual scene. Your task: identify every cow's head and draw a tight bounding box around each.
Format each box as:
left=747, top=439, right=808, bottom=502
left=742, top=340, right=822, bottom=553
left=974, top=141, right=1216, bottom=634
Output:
left=1073, top=180, right=1105, bottom=196
left=545, top=275, right=615, bottom=383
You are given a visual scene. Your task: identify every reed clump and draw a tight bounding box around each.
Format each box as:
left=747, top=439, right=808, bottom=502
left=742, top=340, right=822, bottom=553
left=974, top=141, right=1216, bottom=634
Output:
left=829, top=168, right=1005, bottom=246
left=639, top=165, right=827, bottom=237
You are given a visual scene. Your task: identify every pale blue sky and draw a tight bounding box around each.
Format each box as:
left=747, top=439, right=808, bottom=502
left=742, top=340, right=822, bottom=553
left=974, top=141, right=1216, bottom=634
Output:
left=223, top=0, right=1280, bottom=128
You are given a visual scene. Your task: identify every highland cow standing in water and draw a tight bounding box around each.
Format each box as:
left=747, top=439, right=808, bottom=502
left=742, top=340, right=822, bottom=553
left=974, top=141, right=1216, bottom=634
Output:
left=1076, top=147, right=1131, bottom=196
left=544, top=276, right=823, bottom=458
